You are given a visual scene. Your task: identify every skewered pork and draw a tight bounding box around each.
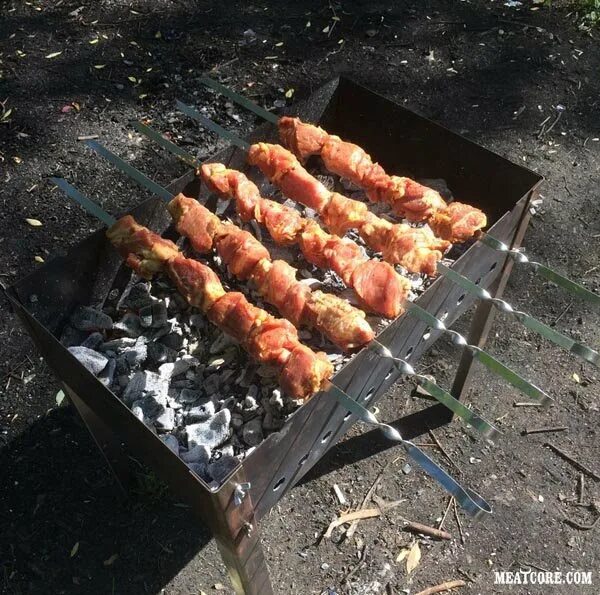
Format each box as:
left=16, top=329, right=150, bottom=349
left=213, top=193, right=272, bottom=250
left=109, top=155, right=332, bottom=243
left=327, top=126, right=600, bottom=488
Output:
left=106, top=216, right=333, bottom=400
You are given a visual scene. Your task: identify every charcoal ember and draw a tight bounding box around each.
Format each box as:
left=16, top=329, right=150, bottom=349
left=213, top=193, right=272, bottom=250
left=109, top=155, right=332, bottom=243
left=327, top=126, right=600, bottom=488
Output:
left=155, top=408, right=175, bottom=432
left=178, top=388, right=203, bottom=404
left=112, top=313, right=143, bottom=338
left=131, top=394, right=165, bottom=420
left=231, top=413, right=244, bottom=430
left=180, top=444, right=211, bottom=465
left=67, top=346, right=109, bottom=376
left=139, top=301, right=168, bottom=329
left=159, top=327, right=185, bottom=351
left=168, top=293, right=188, bottom=315
left=187, top=340, right=204, bottom=359
left=122, top=281, right=153, bottom=310
left=60, top=324, right=88, bottom=347
left=158, top=355, right=198, bottom=379
left=189, top=314, right=205, bottom=331
left=122, top=370, right=169, bottom=405
left=80, top=332, right=104, bottom=350
left=185, top=399, right=216, bottom=422
left=100, top=337, right=136, bottom=352
left=161, top=434, right=180, bottom=455
left=209, top=333, right=236, bottom=355
left=186, top=409, right=231, bottom=449
left=122, top=341, right=148, bottom=367
left=70, top=306, right=113, bottom=332
left=170, top=379, right=196, bottom=389
left=203, top=373, right=221, bottom=397
left=98, top=358, right=116, bottom=387
left=242, top=418, right=263, bottom=446
left=147, top=341, right=176, bottom=366
left=208, top=455, right=239, bottom=483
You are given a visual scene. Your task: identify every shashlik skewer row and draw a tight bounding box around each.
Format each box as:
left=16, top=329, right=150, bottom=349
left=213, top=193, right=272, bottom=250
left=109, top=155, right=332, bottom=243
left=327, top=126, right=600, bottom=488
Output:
left=107, top=215, right=333, bottom=400
left=247, top=142, right=451, bottom=276
left=167, top=193, right=374, bottom=350
left=200, top=163, right=411, bottom=319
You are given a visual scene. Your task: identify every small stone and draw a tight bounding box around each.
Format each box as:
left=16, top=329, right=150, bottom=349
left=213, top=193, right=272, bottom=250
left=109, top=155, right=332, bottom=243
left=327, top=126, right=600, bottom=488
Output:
left=139, top=301, right=168, bottom=328
left=402, top=463, right=412, bottom=474
left=68, top=346, right=109, bottom=376
left=186, top=409, right=231, bottom=449
left=70, top=306, right=113, bottom=331
left=161, top=434, right=180, bottom=455
left=80, top=332, right=104, bottom=350
left=208, top=455, right=239, bottom=484
left=185, top=399, right=216, bottom=422
left=112, top=313, right=143, bottom=338
left=242, top=418, right=263, bottom=447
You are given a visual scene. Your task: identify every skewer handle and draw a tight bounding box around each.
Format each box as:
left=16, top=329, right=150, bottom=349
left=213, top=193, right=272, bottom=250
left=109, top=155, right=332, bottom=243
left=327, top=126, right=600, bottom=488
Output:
left=131, top=121, right=199, bottom=168
left=480, top=233, right=600, bottom=306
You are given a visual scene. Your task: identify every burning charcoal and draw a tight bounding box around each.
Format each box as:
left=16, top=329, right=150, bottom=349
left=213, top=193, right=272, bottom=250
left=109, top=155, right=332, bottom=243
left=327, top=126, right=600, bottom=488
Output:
left=159, top=327, right=185, bottom=351
left=112, top=313, right=143, bottom=338
left=186, top=409, right=231, bottom=450
left=242, top=418, right=263, bottom=447
left=122, top=371, right=169, bottom=405
left=208, top=455, right=239, bottom=484
left=146, top=341, right=176, bottom=366
left=60, top=324, right=88, bottom=347
left=122, top=342, right=148, bottom=367
left=68, top=346, right=109, bottom=376
left=158, top=355, right=198, bottom=379
left=178, top=388, right=203, bottom=404
left=185, top=402, right=216, bottom=424
left=139, top=301, right=168, bottom=329
left=180, top=444, right=211, bottom=465
left=155, top=408, right=175, bottom=432
left=70, top=306, right=113, bottom=332
left=81, top=332, right=104, bottom=350
left=98, top=358, right=116, bottom=387
left=122, top=282, right=153, bottom=310
left=161, top=434, right=180, bottom=455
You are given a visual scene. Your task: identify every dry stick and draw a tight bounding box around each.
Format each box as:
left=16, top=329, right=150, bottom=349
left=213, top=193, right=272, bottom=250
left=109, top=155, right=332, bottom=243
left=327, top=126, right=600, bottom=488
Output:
left=514, top=401, right=545, bottom=407
left=563, top=514, right=600, bottom=531
left=342, top=544, right=369, bottom=584
left=544, top=442, right=600, bottom=482
left=401, top=520, right=451, bottom=541
left=522, top=426, right=568, bottom=436
left=453, top=499, right=466, bottom=544
left=438, top=496, right=454, bottom=530
left=578, top=473, right=585, bottom=505
left=414, top=579, right=466, bottom=595
left=552, top=299, right=574, bottom=326
left=324, top=509, right=381, bottom=539
left=428, top=429, right=461, bottom=473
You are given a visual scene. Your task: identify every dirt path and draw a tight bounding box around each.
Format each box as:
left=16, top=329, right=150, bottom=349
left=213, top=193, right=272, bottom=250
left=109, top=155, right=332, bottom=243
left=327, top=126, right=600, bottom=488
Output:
left=1, top=1, right=598, bottom=593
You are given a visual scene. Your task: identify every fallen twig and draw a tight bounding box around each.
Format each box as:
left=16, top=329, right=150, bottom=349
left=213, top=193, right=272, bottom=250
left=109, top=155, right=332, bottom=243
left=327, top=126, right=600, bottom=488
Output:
left=402, top=519, right=451, bottom=541
left=545, top=442, right=600, bottom=482
left=514, top=401, right=545, bottom=407
left=522, top=426, right=567, bottom=436
left=563, top=514, right=599, bottom=531
left=438, top=497, right=453, bottom=530
left=414, top=579, right=466, bottom=595
left=77, top=134, right=99, bottom=141
left=342, top=544, right=368, bottom=584
left=324, top=508, right=380, bottom=539
left=428, top=429, right=461, bottom=473
left=578, top=473, right=585, bottom=505
left=453, top=499, right=466, bottom=544
left=551, top=300, right=573, bottom=326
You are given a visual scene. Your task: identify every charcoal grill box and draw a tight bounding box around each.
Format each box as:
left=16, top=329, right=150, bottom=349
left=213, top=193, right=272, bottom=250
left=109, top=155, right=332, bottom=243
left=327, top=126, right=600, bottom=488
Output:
left=7, top=77, right=542, bottom=595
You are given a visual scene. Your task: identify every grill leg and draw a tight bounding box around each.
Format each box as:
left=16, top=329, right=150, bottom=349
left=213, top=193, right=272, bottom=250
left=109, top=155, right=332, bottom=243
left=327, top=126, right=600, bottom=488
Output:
left=207, top=474, right=274, bottom=595
left=450, top=189, right=537, bottom=406
left=63, top=384, right=135, bottom=495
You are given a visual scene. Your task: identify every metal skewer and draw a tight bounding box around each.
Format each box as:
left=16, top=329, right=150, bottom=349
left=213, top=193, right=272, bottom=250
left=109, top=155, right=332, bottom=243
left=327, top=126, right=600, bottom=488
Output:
left=194, top=78, right=600, bottom=307
left=87, top=139, right=552, bottom=412
left=167, top=106, right=600, bottom=370
left=51, top=176, right=491, bottom=518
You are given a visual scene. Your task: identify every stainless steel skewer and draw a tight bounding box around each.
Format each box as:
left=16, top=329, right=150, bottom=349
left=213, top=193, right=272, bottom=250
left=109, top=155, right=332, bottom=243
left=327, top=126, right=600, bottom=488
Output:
left=195, top=76, right=600, bottom=307
left=51, top=176, right=492, bottom=518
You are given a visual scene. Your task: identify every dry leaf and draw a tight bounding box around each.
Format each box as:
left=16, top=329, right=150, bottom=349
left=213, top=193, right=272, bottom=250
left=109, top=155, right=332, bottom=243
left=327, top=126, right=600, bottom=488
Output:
left=306, top=20, right=311, bottom=27
left=45, top=51, right=63, bottom=59
left=322, top=25, right=330, bottom=33
left=275, top=42, right=284, bottom=47
left=324, top=508, right=380, bottom=538
left=406, top=541, right=421, bottom=574
left=396, top=547, right=410, bottom=563
left=138, top=94, right=148, bottom=99
left=573, top=373, right=580, bottom=383
left=127, top=76, right=137, bottom=83
left=34, top=256, right=44, bottom=263
left=94, top=64, right=106, bottom=69
left=13, top=156, right=22, bottom=164
left=25, top=218, right=42, bottom=227
left=70, top=542, right=79, bottom=558
left=1, top=108, right=12, bottom=120
left=103, top=554, right=118, bottom=566
left=285, top=88, right=294, bottom=98
left=89, top=38, right=99, bottom=45
left=155, top=31, right=162, bottom=39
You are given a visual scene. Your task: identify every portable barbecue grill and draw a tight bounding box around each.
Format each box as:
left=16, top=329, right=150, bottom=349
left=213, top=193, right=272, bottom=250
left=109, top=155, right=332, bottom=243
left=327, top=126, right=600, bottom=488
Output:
left=7, top=77, right=596, bottom=595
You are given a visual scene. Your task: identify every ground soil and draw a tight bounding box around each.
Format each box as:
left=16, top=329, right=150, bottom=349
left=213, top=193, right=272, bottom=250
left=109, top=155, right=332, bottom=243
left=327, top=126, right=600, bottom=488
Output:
left=1, top=1, right=599, bottom=594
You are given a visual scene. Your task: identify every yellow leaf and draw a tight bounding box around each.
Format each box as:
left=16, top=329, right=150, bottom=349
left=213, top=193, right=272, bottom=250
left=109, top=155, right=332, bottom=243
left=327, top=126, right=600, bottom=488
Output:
left=34, top=255, right=44, bottom=263
left=572, top=373, right=580, bottom=383
left=25, top=218, right=42, bottom=227
left=127, top=76, right=137, bottom=83
left=45, top=51, right=63, bottom=59
left=155, top=31, right=162, bottom=39
left=89, top=38, right=99, bottom=45
left=138, top=94, right=148, bottom=99
left=275, top=42, right=284, bottom=47
left=70, top=542, right=79, bottom=558
left=93, top=64, right=106, bottom=69
left=2, top=108, right=12, bottom=120
left=332, top=16, right=341, bottom=21
left=322, top=25, right=330, bottom=33
left=13, top=156, right=22, bottom=164
left=396, top=547, right=410, bottom=563
left=285, top=88, right=294, bottom=98
left=103, top=553, right=118, bottom=566
left=406, top=541, right=421, bottom=575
